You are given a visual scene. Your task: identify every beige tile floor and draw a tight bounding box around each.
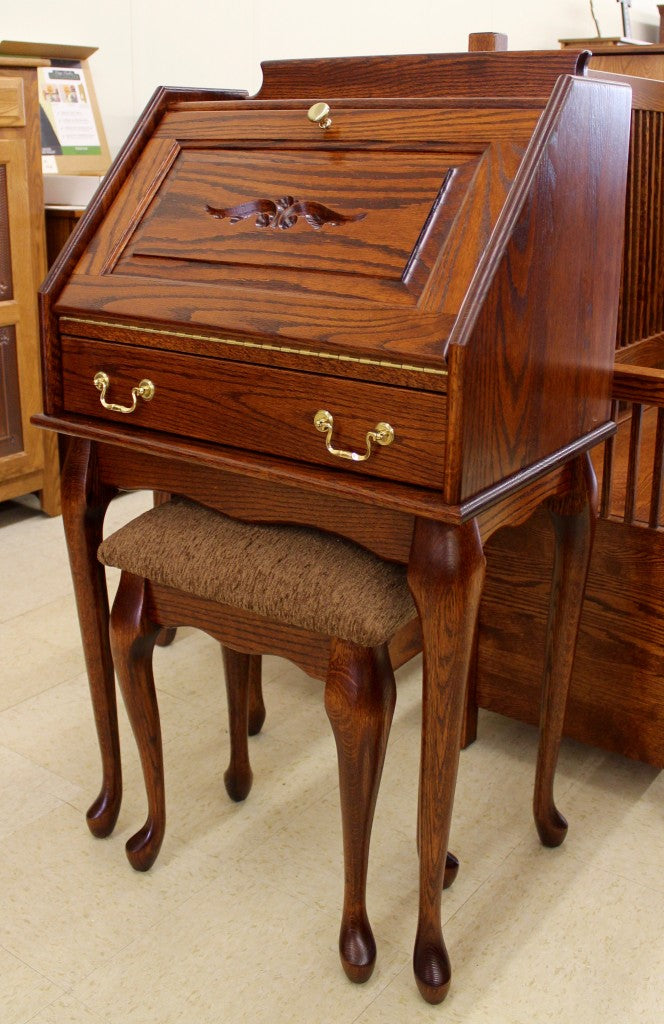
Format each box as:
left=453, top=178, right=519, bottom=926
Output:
left=1, top=489, right=663, bottom=1024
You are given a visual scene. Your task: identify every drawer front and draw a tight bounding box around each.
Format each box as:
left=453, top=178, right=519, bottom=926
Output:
left=61, top=336, right=447, bottom=488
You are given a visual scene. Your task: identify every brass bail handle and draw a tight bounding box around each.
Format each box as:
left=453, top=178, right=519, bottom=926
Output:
left=93, top=371, right=155, bottom=414
left=313, top=409, right=395, bottom=462
left=307, top=102, right=333, bottom=130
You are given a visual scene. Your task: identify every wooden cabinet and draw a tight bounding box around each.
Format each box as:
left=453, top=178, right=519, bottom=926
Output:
left=0, top=59, right=59, bottom=513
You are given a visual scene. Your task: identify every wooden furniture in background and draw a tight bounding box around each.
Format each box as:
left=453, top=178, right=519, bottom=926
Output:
left=0, top=57, right=59, bottom=513
left=36, top=53, right=631, bottom=1002
left=467, top=47, right=664, bottom=769
left=565, top=41, right=664, bottom=80
left=45, top=206, right=83, bottom=269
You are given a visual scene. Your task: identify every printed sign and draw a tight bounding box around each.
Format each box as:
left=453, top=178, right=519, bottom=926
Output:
left=38, top=65, right=102, bottom=159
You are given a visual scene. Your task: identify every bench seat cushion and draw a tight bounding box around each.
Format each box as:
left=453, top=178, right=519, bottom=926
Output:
left=98, top=498, right=416, bottom=647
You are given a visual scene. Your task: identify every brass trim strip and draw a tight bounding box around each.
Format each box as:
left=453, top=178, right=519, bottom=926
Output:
left=59, top=316, right=448, bottom=377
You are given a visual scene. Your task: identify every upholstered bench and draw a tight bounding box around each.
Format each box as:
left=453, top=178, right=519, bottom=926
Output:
left=99, top=496, right=426, bottom=983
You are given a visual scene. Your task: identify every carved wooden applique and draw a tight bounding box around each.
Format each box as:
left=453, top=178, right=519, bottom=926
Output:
left=206, top=196, right=367, bottom=230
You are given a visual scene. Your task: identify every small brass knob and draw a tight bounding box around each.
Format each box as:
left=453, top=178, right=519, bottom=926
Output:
left=307, top=102, right=332, bottom=130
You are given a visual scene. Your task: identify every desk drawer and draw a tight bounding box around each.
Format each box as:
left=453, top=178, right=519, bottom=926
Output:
left=61, top=336, right=446, bottom=488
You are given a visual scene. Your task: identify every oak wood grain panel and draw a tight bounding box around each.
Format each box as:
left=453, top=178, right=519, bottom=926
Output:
left=418, top=141, right=525, bottom=315
left=75, top=137, right=180, bottom=277
left=589, top=68, right=664, bottom=113
left=126, top=147, right=464, bottom=281
left=147, top=580, right=420, bottom=681
left=614, top=333, right=664, bottom=366
left=97, top=443, right=416, bottom=561
left=0, top=76, right=24, bottom=127
left=55, top=274, right=453, bottom=365
left=37, top=410, right=460, bottom=521
left=477, top=511, right=664, bottom=767
left=56, top=313, right=448, bottom=392
left=155, top=104, right=542, bottom=144
left=448, top=77, right=629, bottom=504
left=612, top=363, right=664, bottom=403
left=588, top=52, right=664, bottom=82
left=60, top=335, right=447, bottom=488
left=256, top=51, right=588, bottom=99
left=81, top=255, right=420, bottom=307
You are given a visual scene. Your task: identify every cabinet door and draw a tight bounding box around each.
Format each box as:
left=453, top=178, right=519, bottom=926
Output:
left=0, top=136, right=46, bottom=483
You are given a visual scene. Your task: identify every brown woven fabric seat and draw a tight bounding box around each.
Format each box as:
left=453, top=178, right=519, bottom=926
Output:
left=98, top=497, right=416, bottom=647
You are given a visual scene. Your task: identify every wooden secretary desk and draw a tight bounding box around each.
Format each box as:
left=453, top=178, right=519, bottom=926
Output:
left=36, top=52, right=631, bottom=1003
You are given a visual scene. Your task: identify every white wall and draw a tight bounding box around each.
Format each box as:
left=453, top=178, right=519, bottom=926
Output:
left=2, top=0, right=660, bottom=156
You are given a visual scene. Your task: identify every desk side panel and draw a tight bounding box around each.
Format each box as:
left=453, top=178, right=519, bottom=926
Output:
left=447, top=77, right=631, bottom=505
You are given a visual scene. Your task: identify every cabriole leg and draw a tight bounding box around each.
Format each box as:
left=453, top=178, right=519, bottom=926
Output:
left=325, top=639, right=396, bottom=984
left=536, top=453, right=597, bottom=847
left=61, top=438, right=120, bottom=837
left=408, top=517, right=485, bottom=1004
left=222, top=646, right=254, bottom=801
left=110, top=571, right=163, bottom=871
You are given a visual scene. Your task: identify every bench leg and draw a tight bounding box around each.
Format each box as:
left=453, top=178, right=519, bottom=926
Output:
left=325, top=639, right=396, bottom=984
left=536, top=453, right=596, bottom=847
left=110, top=571, right=163, bottom=871
left=444, top=852, right=459, bottom=888
left=247, top=654, right=266, bottom=736
left=222, top=647, right=254, bottom=801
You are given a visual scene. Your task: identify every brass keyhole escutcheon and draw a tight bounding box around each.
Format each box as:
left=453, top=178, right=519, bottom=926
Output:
left=307, top=102, right=333, bottom=130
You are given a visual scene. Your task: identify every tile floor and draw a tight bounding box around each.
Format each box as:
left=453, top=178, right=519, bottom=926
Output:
left=1, top=490, right=663, bottom=1024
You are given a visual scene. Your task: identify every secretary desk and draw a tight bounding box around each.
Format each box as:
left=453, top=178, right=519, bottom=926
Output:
left=36, top=51, right=631, bottom=1003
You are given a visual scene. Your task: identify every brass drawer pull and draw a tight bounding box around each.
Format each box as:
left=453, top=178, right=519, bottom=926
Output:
left=307, top=102, right=332, bottom=130
left=93, top=371, right=155, bottom=414
left=313, top=409, right=394, bottom=462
